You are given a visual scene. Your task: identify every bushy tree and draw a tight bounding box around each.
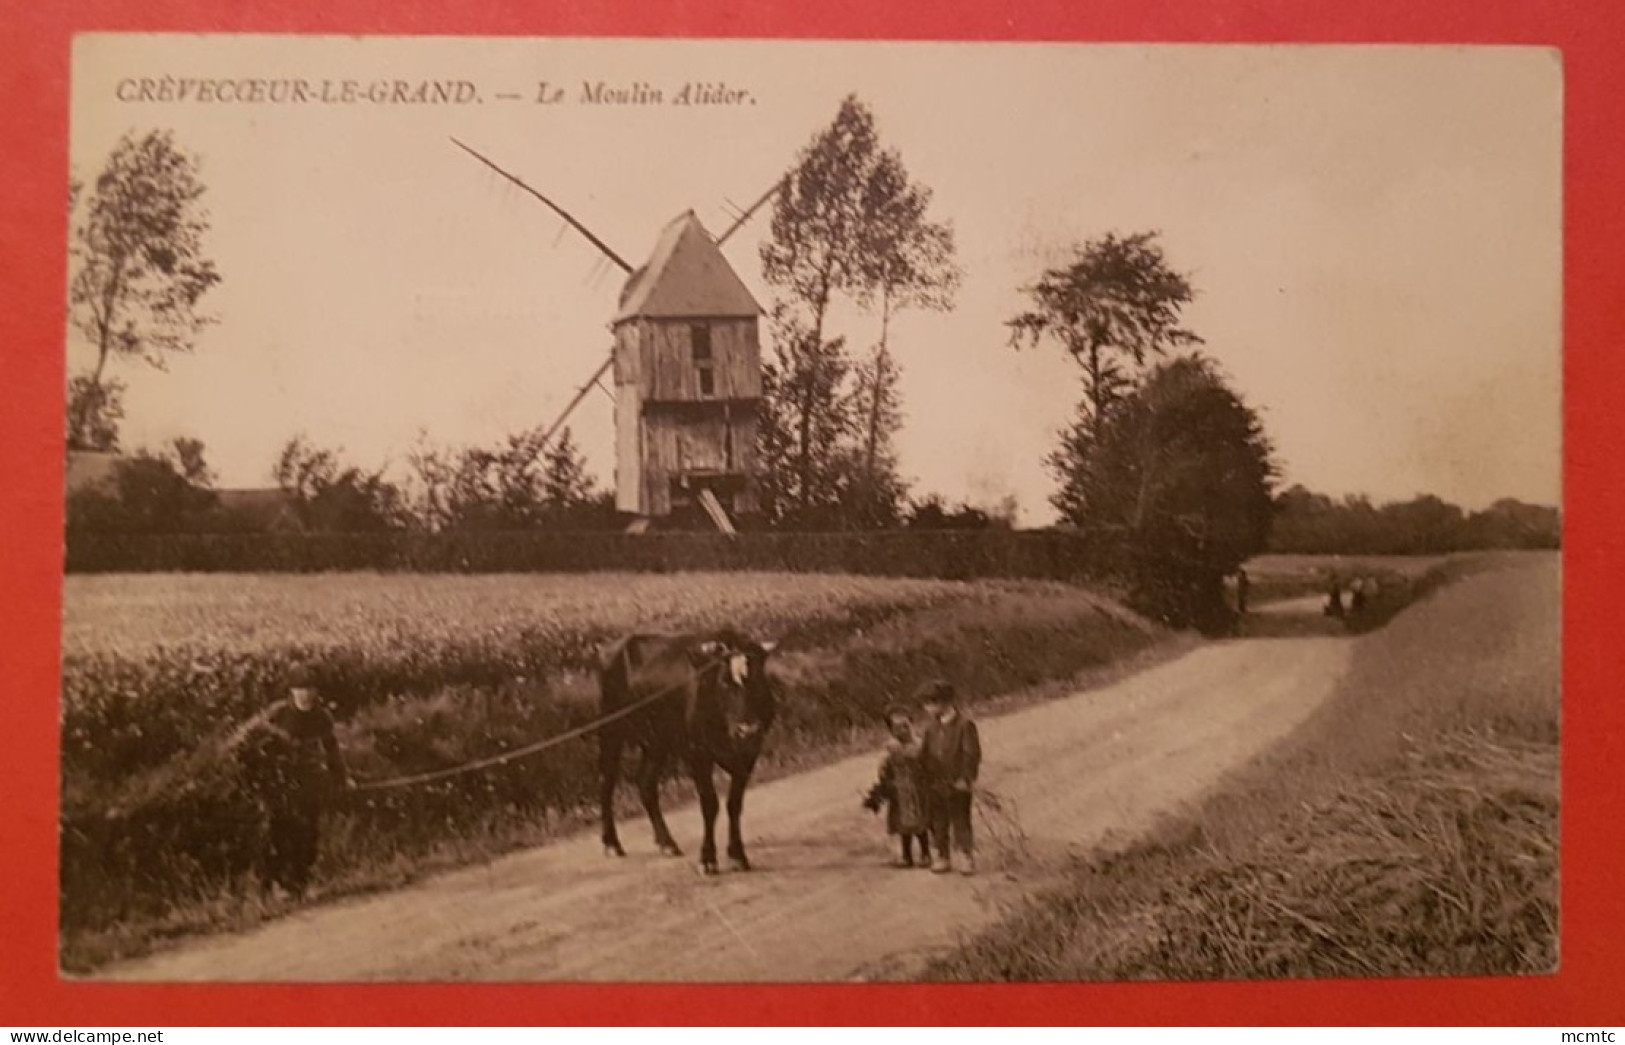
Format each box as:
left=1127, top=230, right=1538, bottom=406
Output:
left=66, top=438, right=218, bottom=535
left=1010, top=231, right=1199, bottom=440
left=406, top=426, right=610, bottom=532
left=756, top=311, right=857, bottom=524
left=905, top=494, right=1013, bottom=531
left=67, top=130, right=221, bottom=449
left=1052, top=355, right=1276, bottom=630
left=540, top=428, right=594, bottom=510
left=273, top=435, right=404, bottom=533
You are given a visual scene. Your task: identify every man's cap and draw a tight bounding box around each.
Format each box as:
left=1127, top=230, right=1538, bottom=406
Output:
left=913, top=679, right=956, bottom=705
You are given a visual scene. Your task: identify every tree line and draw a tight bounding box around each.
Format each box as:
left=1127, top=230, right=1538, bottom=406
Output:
left=1269, top=486, right=1560, bottom=555
left=66, top=428, right=612, bottom=537
left=65, top=427, right=1021, bottom=538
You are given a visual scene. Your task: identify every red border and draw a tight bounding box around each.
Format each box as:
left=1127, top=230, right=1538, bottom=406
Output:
left=3, top=0, right=1621, bottom=1027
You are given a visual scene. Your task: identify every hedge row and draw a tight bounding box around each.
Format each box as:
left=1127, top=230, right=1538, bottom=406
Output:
left=65, top=529, right=1128, bottom=581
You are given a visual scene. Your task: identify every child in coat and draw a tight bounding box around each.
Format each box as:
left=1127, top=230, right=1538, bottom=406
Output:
left=862, top=706, right=933, bottom=868
left=917, top=679, right=982, bottom=875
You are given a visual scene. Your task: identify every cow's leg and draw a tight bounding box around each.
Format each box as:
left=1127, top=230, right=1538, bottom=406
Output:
left=692, top=757, right=721, bottom=875
left=725, top=770, right=752, bottom=871
left=599, top=731, right=625, bottom=857
left=638, top=743, right=681, bottom=856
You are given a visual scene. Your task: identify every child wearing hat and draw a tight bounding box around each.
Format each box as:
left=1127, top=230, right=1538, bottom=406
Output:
left=862, top=705, right=932, bottom=867
left=917, top=680, right=981, bottom=875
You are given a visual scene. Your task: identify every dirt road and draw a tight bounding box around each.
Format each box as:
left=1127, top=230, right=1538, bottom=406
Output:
left=102, top=632, right=1352, bottom=982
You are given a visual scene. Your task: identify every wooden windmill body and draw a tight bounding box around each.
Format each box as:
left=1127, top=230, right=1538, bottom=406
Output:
left=612, top=212, right=764, bottom=528
left=453, top=139, right=782, bottom=534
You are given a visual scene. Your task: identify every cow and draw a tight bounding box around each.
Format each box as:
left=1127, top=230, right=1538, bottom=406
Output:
left=597, top=630, right=778, bottom=875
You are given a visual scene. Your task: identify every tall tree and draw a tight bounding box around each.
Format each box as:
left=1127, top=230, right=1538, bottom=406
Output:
left=842, top=346, right=907, bottom=527
left=760, top=96, right=883, bottom=514
left=760, top=95, right=958, bottom=526
left=67, top=130, right=221, bottom=448
left=1010, top=231, right=1199, bottom=441
left=849, top=150, right=959, bottom=514
left=1051, top=355, right=1276, bottom=630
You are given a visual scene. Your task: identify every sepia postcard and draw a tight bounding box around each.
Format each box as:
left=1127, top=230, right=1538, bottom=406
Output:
left=58, top=34, right=1561, bottom=984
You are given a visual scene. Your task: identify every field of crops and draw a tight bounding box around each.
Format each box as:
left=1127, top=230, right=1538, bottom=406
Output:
left=61, top=572, right=986, bottom=794
left=63, top=572, right=988, bottom=658
left=60, top=570, right=1160, bottom=971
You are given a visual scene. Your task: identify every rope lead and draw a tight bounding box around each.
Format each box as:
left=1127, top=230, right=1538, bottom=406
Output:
left=350, top=654, right=724, bottom=793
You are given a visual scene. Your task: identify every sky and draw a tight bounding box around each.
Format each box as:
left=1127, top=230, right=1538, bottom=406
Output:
left=68, top=37, right=1563, bottom=525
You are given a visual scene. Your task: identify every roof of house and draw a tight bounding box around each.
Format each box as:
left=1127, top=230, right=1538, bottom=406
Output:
left=216, top=488, right=303, bottom=531
left=64, top=451, right=125, bottom=495
left=614, top=211, right=762, bottom=323
left=215, top=488, right=295, bottom=512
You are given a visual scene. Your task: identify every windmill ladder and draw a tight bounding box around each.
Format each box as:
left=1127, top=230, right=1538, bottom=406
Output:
left=696, top=487, right=738, bottom=536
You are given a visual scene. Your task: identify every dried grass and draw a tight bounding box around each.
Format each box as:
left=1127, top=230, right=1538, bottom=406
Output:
left=933, top=552, right=1560, bottom=982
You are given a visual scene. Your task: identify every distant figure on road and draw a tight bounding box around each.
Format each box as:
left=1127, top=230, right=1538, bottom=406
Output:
left=862, top=705, right=932, bottom=868
left=1349, top=576, right=1368, bottom=615
left=1236, top=568, right=1250, bottom=615
left=239, top=670, right=351, bottom=899
left=1324, top=574, right=1346, bottom=619
left=918, top=680, right=982, bottom=876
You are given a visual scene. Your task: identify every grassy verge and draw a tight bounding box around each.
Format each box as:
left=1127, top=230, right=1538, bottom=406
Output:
left=930, top=552, right=1559, bottom=981
left=62, top=576, right=1167, bottom=973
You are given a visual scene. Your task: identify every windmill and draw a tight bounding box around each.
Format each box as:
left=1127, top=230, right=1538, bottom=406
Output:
left=452, top=138, right=782, bottom=535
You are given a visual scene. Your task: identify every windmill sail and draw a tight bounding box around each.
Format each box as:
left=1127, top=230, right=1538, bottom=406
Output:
left=450, top=137, right=632, bottom=273
left=716, top=177, right=786, bottom=246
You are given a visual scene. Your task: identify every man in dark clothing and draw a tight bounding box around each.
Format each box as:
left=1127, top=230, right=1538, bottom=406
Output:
left=1325, top=574, right=1346, bottom=619
left=240, top=674, right=350, bottom=898
left=916, top=680, right=982, bottom=876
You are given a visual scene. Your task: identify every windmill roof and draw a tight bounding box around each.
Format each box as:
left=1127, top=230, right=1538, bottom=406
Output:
left=614, top=211, right=762, bottom=323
